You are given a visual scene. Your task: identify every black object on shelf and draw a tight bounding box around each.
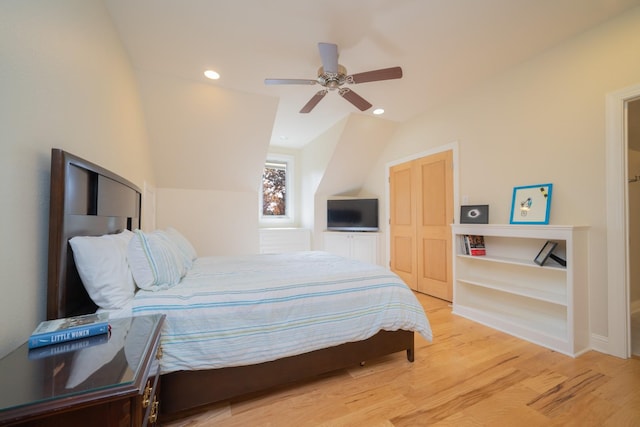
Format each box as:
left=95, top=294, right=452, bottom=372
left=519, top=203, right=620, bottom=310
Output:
left=534, top=241, right=566, bottom=267
left=548, top=253, right=567, bottom=267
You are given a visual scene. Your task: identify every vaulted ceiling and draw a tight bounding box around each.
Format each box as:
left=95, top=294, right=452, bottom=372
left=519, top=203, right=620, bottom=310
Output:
left=105, top=0, right=640, bottom=150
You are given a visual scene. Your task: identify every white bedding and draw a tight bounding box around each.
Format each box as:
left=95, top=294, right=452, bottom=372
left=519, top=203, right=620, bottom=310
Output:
left=129, top=251, right=432, bottom=374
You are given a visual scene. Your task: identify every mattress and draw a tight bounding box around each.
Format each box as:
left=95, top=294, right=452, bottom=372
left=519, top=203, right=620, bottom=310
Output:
left=130, top=251, right=432, bottom=374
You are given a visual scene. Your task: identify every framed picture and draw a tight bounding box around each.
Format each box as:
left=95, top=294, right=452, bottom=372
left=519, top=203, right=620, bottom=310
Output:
left=460, top=205, right=489, bottom=224
left=534, top=241, right=557, bottom=266
left=510, top=183, right=553, bottom=224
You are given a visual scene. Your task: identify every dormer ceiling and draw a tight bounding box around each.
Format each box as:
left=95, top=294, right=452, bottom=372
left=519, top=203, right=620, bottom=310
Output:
left=105, top=0, right=640, bottom=149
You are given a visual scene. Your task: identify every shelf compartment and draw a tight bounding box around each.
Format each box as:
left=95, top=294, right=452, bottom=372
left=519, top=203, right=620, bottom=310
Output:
left=456, top=235, right=567, bottom=269
left=453, top=284, right=569, bottom=353
left=456, top=257, right=567, bottom=304
left=453, top=304, right=571, bottom=356
left=455, top=277, right=566, bottom=306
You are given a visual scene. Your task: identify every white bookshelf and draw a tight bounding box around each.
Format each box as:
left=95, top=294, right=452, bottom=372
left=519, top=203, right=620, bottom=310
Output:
left=451, top=224, right=589, bottom=357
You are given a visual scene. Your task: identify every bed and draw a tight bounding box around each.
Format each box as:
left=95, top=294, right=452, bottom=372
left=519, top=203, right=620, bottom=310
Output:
left=46, top=148, right=432, bottom=420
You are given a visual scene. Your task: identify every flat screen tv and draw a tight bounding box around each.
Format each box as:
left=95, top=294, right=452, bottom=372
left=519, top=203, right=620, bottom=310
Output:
left=327, top=198, right=379, bottom=232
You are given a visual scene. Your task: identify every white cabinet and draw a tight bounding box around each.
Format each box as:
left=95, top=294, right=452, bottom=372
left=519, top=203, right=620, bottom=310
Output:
left=323, top=232, right=380, bottom=265
left=451, top=224, right=589, bottom=357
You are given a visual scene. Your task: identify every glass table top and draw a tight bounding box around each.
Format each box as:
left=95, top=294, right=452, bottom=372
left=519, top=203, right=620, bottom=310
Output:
left=0, top=314, right=163, bottom=416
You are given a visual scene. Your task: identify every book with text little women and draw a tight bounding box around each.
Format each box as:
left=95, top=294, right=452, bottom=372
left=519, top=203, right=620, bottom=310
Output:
left=28, top=332, right=109, bottom=359
left=28, top=312, right=110, bottom=349
left=466, top=235, right=486, bottom=256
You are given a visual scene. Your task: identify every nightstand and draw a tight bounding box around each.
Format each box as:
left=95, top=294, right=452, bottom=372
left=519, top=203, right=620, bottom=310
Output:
left=0, top=314, right=164, bottom=427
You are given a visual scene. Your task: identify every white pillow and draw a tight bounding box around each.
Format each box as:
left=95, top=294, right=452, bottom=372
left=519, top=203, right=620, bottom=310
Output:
left=69, top=230, right=136, bottom=310
left=127, top=229, right=186, bottom=291
left=165, top=227, right=197, bottom=264
left=154, top=229, right=191, bottom=272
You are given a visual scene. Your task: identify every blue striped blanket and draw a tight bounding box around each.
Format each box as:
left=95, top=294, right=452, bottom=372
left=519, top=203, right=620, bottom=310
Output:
left=131, top=251, right=432, bottom=374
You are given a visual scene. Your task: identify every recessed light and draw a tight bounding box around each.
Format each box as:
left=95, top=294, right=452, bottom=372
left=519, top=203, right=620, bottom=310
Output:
left=373, top=108, right=385, bottom=115
left=204, top=70, right=220, bottom=80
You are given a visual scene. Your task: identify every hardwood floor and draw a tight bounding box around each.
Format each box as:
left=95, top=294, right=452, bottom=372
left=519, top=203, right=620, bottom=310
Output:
left=163, top=293, right=640, bottom=426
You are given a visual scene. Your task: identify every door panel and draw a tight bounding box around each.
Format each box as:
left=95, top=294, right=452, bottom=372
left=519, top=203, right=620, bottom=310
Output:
left=422, top=238, right=447, bottom=282
left=393, top=236, right=414, bottom=275
left=390, top=163, right=417, bottom=288
left=421, top=160, right=447, bottom=225
left=419, top=237, right=450, bottom=298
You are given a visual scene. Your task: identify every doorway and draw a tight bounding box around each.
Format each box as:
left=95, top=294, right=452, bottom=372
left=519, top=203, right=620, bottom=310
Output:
left=606, top=83, right=640, bottom=359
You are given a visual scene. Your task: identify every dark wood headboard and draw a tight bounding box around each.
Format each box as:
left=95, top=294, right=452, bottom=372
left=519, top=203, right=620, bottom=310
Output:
left=47, top=149, right=141, bottom=320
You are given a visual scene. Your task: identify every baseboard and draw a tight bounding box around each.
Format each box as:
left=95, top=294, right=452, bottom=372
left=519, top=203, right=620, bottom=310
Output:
left=590, top=302, right=639, bottom=357
left=590, top=333, right=609, bottom=354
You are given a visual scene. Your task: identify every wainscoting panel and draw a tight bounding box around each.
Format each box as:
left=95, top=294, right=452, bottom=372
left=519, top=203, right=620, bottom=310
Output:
left=259, top=228, right=311, bottom=254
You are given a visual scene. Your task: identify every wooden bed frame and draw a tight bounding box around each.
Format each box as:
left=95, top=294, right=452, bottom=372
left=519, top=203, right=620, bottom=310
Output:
left=46, top=148, right=415, bottom=420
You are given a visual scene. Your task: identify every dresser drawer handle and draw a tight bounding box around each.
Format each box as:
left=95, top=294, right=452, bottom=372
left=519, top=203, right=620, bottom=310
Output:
left=149, top=397, right=160, bottom=424
left=142, top=380, right=152, bottom=408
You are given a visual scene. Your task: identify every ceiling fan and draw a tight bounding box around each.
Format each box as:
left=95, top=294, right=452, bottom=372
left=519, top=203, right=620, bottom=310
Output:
left=265, top=42, right=403, bottom=114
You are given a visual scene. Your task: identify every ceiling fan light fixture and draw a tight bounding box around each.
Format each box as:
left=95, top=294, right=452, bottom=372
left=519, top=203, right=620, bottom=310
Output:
left=373, top=108, right=385, bottom=115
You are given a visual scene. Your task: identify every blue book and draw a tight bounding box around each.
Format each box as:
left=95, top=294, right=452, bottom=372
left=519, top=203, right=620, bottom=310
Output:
left=28, top=333, right=109, bottom=359
left=28, top=312, right=110, bottom=349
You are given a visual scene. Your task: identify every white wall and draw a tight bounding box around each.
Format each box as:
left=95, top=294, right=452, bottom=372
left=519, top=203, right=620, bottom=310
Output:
left=0, top=0, right=154, bottom=358
left=316, top=114, right=397, bottom=197
left=299, top=114, right=398, bottom=249
left=156, top=188, right=259, bottom=256
left=135, top=69, right=279, bottom=254
left=364, top=7, right=640, bottom=342
left=299, top=118, right=347, bottom=247
left=137, top=72, right=278, bottom=192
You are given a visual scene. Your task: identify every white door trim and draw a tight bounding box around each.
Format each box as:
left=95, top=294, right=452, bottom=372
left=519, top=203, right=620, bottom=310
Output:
left=605, top=83, right=640, bottom=358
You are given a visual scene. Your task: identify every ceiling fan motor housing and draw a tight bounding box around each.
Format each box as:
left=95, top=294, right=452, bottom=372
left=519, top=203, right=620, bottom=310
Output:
left=317, top=65, right=347, bottom=89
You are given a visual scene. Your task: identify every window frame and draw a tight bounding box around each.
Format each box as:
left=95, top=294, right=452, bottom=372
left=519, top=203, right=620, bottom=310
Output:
left=259, top=153, right=294, bottom=225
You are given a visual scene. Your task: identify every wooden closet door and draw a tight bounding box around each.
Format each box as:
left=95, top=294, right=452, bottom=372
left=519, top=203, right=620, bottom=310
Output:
left=389, top=162, right=417, bottom=289
left=415, top=151, right=453, bottom=301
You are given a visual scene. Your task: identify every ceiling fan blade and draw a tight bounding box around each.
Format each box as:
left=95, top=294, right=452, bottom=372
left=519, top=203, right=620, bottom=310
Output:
left=318, top=42, right=339, bottom=74
left=349, top=66, right=403, bottom=84
left=300, top=90, right=327, bottom=113
left=265, top=78, right=317, bottom=85
left=338, top=88, right=372, bottom=111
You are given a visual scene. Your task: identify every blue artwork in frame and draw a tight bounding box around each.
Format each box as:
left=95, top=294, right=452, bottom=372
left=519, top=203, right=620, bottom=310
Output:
left=509, top=183, right=553, bottom=224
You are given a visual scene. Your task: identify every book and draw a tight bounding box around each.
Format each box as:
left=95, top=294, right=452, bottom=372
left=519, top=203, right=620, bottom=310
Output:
left=466, top=235, right=486, bottom=256
left=459, top=235, right=469, bottom=255
left=27, top=333, right=109, bottom=359
left=28, top=312, right=110, bottom=349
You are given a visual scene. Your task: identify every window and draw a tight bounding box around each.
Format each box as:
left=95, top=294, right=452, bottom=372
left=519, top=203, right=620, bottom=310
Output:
left=260, top=154, right=294, bottom=223
left=262, top=160, right=287, bottom=216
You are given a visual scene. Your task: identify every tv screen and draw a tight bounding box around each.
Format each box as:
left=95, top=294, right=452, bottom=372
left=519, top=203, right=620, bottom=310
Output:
left=327, top=198, right=379, bottom=232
